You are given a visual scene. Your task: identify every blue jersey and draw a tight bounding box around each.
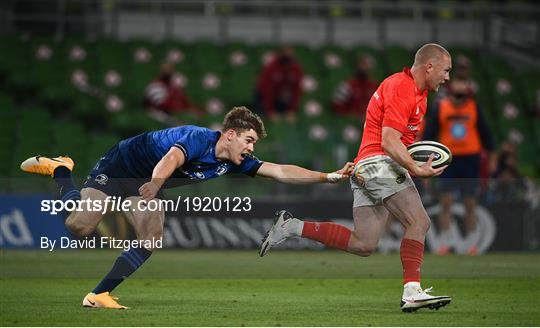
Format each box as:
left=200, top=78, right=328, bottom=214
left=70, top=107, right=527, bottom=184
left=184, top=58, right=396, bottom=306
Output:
left=116, top=126, right=263, bottom=188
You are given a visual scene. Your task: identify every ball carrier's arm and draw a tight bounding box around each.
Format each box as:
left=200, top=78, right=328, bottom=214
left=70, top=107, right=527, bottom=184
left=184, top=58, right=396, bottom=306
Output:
left=381, top=127, right=446, bottom=178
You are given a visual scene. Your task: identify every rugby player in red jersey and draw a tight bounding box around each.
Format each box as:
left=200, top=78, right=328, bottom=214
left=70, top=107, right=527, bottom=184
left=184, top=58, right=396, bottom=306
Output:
left=260, top=43, right=453, bottom=312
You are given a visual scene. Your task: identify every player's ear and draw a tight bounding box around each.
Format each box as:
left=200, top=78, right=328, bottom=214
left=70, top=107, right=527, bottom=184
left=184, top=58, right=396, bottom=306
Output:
left=224, top=128, right=236, bottom=140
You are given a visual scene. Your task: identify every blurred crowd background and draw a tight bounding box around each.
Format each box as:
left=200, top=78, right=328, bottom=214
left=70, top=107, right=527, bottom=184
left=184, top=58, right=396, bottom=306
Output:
left=0, top=0, right=539, bottom=252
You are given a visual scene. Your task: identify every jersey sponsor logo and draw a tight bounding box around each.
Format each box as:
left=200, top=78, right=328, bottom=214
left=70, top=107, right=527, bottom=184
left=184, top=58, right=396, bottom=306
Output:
left=407, top=124, right=419, bottom=131
left=194, top=172, right=205, bottom=179
left=95, top=174, right=109, bottom=185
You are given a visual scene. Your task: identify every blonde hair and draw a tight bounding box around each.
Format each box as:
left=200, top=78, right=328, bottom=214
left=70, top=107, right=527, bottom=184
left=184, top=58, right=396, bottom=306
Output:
left=413, top=43, right=451, bottom=67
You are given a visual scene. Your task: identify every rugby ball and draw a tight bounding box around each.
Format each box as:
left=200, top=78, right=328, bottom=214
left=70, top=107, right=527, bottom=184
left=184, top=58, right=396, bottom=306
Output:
left=407, top=141, right=452, bottom=169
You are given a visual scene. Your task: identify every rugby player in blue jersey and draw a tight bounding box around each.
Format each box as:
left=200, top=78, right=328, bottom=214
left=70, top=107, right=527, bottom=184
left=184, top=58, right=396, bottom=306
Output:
left=21, top=106, right=354, bottom=309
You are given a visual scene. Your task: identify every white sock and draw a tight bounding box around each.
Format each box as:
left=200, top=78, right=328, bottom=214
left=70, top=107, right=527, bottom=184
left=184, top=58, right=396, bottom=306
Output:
left=286, top=218, right=304, bottom=236
left=404, top=281, right=421, bottom=290
left=403, top=281, right=421, bottom=297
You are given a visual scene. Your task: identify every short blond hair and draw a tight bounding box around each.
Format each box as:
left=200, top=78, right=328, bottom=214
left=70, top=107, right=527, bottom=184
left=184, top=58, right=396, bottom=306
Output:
left=413, top=43, right=451, bottom=66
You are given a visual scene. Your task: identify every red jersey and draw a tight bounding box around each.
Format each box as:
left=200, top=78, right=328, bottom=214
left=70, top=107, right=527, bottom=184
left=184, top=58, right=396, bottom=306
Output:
left=355, top=67, right=428, bottom=163
left=332, top=77, right=378, bottom=118
left=145, top=80, right=192, bottom=114
left=255, top=57, right=304, bottom=114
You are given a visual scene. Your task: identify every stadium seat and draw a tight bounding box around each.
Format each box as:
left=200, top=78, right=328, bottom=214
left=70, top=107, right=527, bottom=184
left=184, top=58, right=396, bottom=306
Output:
left=108, top=111, right=165, bottom=137
left=3, top=37, right=539, bottom=187
left=384, top=46, right=414, bottom=75
left=294, top=44, right=322, bottom=78
left=223, top=42, right=257, bottom=107
left=349, top=46, right=386, bottom=82
left=191, top=41, right=226, bottom=75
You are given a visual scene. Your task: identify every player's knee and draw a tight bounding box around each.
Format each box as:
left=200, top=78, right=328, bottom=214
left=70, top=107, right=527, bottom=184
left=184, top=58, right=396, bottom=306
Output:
left=65, top=213, right=97, bottom=237
left=348, top=240, right=376, bottom=257
left=140, top=233, right=162, bottom=252
left=416, top=215, right=431, bottom=234
left=66, top=220, right=94, bottom=237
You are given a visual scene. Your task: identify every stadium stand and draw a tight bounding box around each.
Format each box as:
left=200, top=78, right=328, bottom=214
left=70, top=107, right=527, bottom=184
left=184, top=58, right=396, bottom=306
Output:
left=1, top=36, right=539, bottom=193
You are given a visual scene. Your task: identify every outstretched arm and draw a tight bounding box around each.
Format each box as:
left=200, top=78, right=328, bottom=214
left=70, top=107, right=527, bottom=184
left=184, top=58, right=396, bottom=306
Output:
left=139, top=147, right=186, bottom=200
left=256, top=161, right=354, bottom=184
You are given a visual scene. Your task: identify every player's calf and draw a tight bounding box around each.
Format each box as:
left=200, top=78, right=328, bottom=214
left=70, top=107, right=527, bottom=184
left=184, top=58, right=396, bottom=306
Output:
left=260, top=210, right=354, bottom=257
left=125, top=199, right=165, bottom=251
left=347, top=236, right=377, bottom=257
left=134, top=225, right=163, bottom=251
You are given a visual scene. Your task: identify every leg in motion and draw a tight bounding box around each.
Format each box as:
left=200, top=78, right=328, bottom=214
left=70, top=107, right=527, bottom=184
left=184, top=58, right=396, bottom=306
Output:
left=83, top=197, right=164, bottom=309
left=384, top=186, right=452, bottom=312
left=259, top=205, right=388, bottom=257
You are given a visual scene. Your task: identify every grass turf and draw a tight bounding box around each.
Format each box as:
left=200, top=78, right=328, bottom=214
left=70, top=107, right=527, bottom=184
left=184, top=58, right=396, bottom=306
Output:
left=1, top=250, right=539, bottom=326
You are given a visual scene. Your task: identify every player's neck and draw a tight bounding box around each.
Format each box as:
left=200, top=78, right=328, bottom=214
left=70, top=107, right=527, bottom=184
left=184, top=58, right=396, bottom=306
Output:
left=410, top=66, right=426, bottom=92
left=215, top=136, right=231, bottom=162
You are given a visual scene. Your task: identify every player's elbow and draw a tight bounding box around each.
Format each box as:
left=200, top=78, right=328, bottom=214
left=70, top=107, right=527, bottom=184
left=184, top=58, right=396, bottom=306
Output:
left=381, top=128, right=399, bottom=154
left=166, top=153, right=183, bottom=169
left=381, top=137, right=392, bottom=154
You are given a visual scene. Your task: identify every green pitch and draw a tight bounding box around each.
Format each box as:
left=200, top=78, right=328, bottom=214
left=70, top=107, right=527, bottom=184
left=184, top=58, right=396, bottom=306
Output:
left=1, top=250, right=539, bottom=326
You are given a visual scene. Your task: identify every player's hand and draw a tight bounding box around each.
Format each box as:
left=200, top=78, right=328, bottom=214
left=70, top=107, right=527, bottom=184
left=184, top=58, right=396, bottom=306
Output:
left=336, top=161, right=355, bottom=177
left=326, top=162, right=355, bottom=183
left=139, top=181, right=160, bottom=201
left=413, top=154, right=447, bottom=178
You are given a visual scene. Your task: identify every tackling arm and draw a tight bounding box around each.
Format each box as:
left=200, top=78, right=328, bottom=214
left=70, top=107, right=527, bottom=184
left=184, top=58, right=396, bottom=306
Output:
left=256, top=161, right=354, bottom=184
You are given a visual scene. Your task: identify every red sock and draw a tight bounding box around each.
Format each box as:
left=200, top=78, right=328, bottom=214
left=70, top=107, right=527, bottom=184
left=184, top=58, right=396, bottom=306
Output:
left=400, top=238, right=424, bottom=285
left=301, top=221, right=352, bottom=251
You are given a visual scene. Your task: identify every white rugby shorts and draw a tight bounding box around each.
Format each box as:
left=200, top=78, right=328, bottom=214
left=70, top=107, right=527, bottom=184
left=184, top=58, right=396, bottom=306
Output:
left=350, top=155, right=416, bottom=207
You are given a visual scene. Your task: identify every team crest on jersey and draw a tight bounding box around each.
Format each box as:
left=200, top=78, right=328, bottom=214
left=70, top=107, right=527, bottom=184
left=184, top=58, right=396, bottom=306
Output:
left=95, top=174, right=109, bottom=185
left=396, top=173, right=406, bottom=184
left=216, top=165, right=228, bottom=176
